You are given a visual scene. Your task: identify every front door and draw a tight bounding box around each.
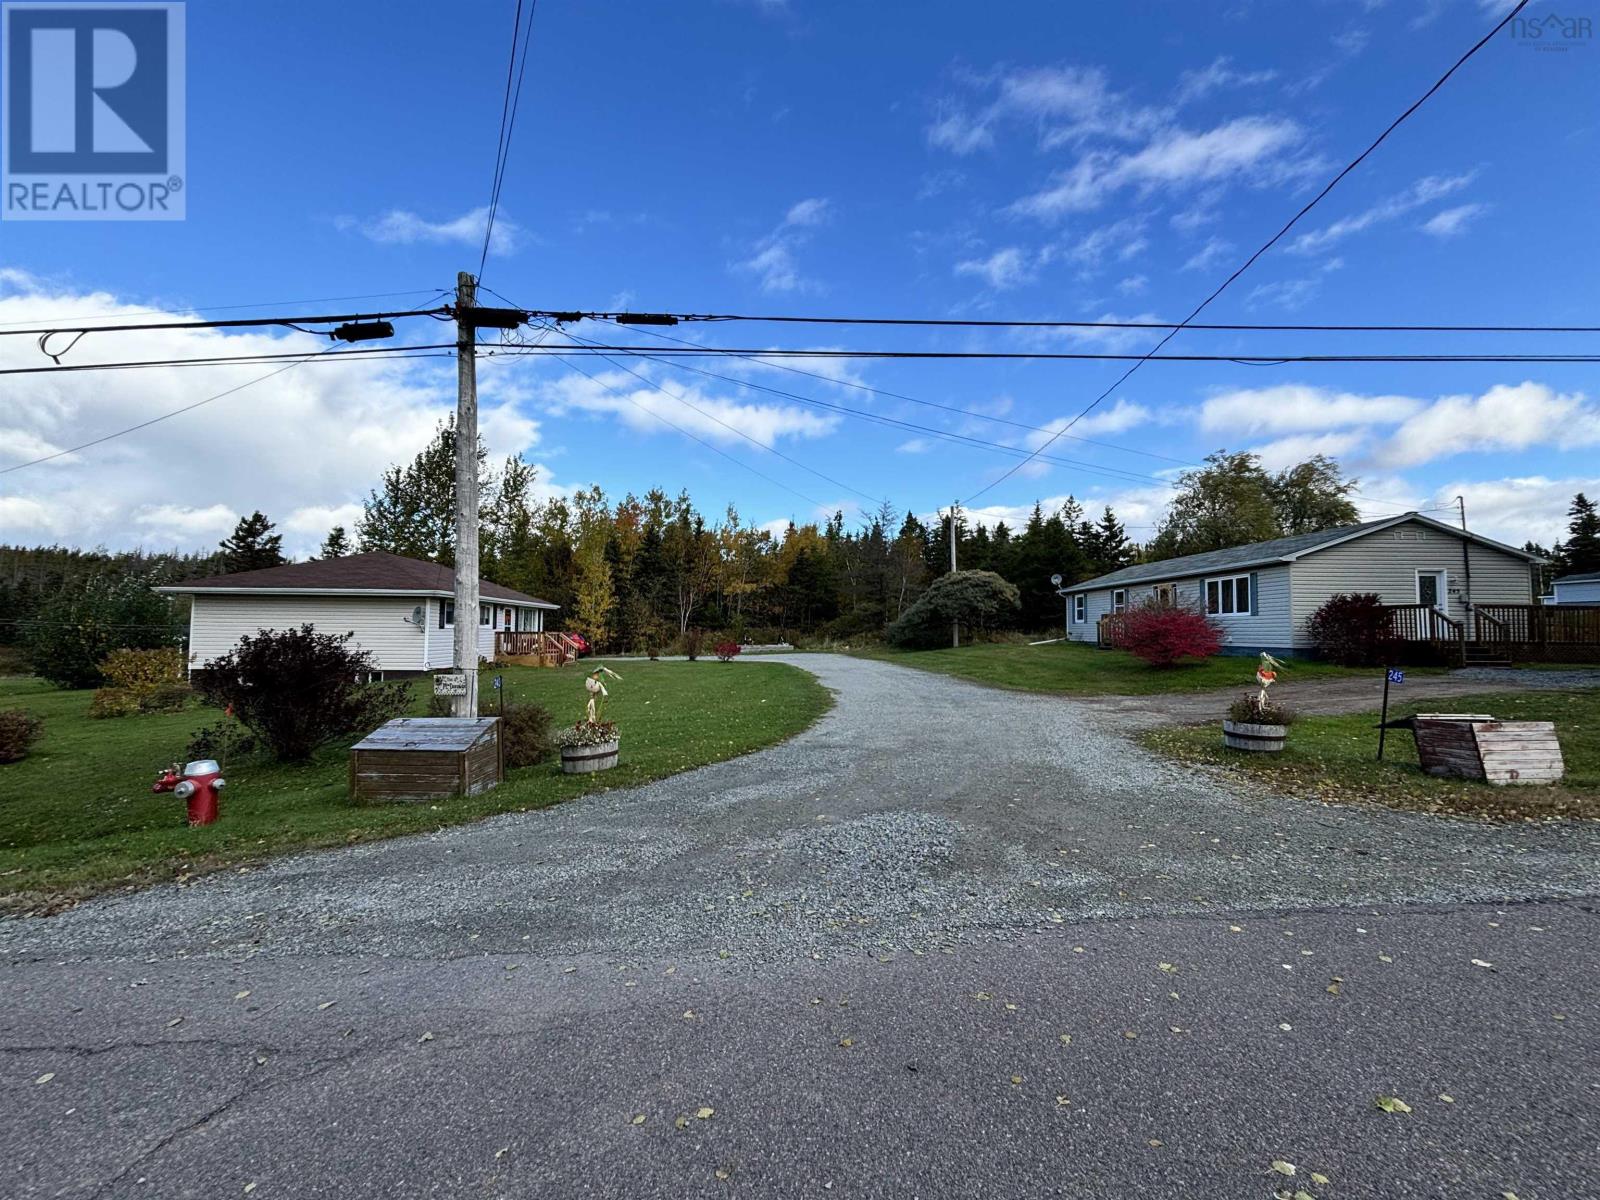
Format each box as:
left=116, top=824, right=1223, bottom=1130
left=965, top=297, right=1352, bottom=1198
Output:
left=1417, top=570, right=1447, bottom=635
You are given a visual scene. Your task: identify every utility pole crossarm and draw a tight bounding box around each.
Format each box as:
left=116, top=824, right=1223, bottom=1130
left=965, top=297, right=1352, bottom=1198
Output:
left=453, top=272, right=482, bottom=718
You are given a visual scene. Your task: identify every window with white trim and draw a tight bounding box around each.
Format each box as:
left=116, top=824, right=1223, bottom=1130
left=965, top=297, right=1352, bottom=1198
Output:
left=438, top=599, right=455, bottom=628
left=1072, top=594, right=1086, bottom=623
left=1111, top=588, right=1128, bottom=613
left=1205, top=574, right=1251, bottom=616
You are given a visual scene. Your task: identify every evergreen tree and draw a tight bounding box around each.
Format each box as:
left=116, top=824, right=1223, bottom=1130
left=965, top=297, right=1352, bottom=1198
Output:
left=320, top=526, right=352, bottom=559
left=1560, top=493, right=1600, bottom=576
left=219, top=511, right=285, bottom=573
left=357, top=418, right=489, bottom=565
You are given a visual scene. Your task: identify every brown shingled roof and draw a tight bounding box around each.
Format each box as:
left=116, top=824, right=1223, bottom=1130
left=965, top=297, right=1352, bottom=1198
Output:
left=161, top=552, right=557, bottom=607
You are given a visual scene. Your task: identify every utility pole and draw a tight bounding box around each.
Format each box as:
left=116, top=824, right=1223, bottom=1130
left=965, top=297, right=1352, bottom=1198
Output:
left=1456, top=494, right=1473, bottom=640
left=949, top=500, right=959, bottom=648
left=452, top=271, right=481, bottom=718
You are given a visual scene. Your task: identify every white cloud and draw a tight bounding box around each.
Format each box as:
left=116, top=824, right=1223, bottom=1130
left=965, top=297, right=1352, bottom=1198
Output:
left=1247, top=431, right=1368, bottom=471
left=896, top=438, right=933, bottom=454
left=732, top=199, right=833, bottom=293
left=955, top=246, right=1034, bottom=290
left=542, top=364, right=838, bottom=448
left=1181, top=236, right=1234, bottom=272
left=1199, top=384, right=1424, bottom=435
left=1435, top=473, right=1600, bottom=547
left=0, top=280, right=545, bottom=557
left=340, top=205, right=522, bottom=255
left=1024, top=398, right=1154, bottom=452
left=1011, top=116, right=1305, bottom=219
left=927, top=64, right=1169, bottom=157
left=1117, top=274, right=1148, bottom=295
left=1288, top=172, right=1475, bottom=254
left=1420, top=202, right=1489, bottom=238
left=1174, top=57, right=1279, bottom=105
left=1378, top=382, right=1600, bottom=468
left=1061, top=217, right=1148, bottom=269
left=1246, top=277, right=1320, bottom=310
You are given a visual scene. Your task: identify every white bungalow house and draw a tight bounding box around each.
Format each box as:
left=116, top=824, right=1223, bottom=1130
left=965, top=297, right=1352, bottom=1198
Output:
left=1057, top=512, right=1543, bottom=661
left=158, top=552, right=559, bottom=677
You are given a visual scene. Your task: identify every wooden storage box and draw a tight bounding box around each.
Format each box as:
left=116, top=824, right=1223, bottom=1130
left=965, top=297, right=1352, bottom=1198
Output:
left=349, top=717, right=503, bottom=802
left=1410, top=713, right=1564, bottom=786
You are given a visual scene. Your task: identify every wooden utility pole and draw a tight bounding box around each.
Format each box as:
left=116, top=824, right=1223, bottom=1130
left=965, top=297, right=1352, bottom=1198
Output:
left=949, top=500, right=959, bottom=648
left=452, top=271, right=481, bottom=718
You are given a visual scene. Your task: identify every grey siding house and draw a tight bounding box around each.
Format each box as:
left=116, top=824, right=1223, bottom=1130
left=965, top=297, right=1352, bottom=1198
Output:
left=1058, top=513, right=1542, bottom=657
left=1550, top=571, right=1600, bottom=605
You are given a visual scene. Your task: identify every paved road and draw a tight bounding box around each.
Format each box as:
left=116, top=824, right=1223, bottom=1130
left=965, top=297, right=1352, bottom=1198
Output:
left=3, top=655, right=1597, bottom=1198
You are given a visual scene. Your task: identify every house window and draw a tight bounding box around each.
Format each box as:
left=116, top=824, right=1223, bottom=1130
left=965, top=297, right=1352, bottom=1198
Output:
left=1153, top=583, right=1176, bottom=607
left=1205, top=574, right=1252, bottom=616
left=479, top=604, right=491, bottom=626
left=438, top=599, right=455, bottom=628
left=1072, top=594, right=1086, bottom=623
left=1111, top=588, right=1128, bottom=613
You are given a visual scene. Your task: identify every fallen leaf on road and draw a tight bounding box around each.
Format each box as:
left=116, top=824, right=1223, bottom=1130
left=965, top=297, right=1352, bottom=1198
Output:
left=317, top=1001, right=335, bottom=1010
left=243, top=1185, right=256, bottom=1195
left=1375, top=1095, right=1412, bottom=1113
left=495, top=1148, right=508, bottom=1159
left=1310, top=1172, right=1330, bottom=1185
left=1439, top=1094, right=1454, bottom=1103
left=563, top=966, right=577, bottom=974
left=631, top=1114, right=646, bottom=1126
left=715, top=1168, right=732, bottom=1181
left=1471, top=959, right=1495, bottom=970
left=1270, top=1159, right=1296, bottom=1176
left=1158, top=963, right=1177, bottom=973
left=696, top=1107, right=715, bottom=1120
left=974, top=991, right=991, bottom=1001
left=418, top=1032, right=434, bottom=1043
left=1326, top=982, right=1342, bottom=996
left=1147, top=1139, right=1163, bottom=1147
left=675, top=1116, right=690, bottom=1130
left=1293, top=1191, right=1315, bottom=1200
left=1058, top=1034, right=1072, bottom=1045
left=1056, top=1095, right=1071, bottom=1106
left=683, top=1010, right=696, bottom=1021
left=1377, top=955, right=1393, bottom=963
left=1123, top=1031, right=1138, bottom=1040
left=1279, top=1023, right=1293, bottom=1032
left=167, top=1017, right=183, bottom=1028
left=1011, top=1075, right=1023, bottom=1085
left=234, top=991, right=250, bottom=1001
left=34, top=1073, right=54, bottom=1085
left=839, top=1037, right=854, bottom=1048
left=255, top=1055, right=268, bottom=1066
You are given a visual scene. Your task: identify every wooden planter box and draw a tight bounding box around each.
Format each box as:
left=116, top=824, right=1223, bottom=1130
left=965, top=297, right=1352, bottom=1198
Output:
left=1222, top=720, right=1287, bottom=753
left=349, top=717, right=503, bottom=802
left=1410, top=713, right=1564, bottom=785
left=560, top=739, right=619, bottom=774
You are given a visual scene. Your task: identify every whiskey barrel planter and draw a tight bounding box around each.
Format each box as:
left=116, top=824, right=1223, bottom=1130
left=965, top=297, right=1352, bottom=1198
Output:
left=560, top=739, right=619, bottom=774
left=1222, top=719, right=1287, bottom=753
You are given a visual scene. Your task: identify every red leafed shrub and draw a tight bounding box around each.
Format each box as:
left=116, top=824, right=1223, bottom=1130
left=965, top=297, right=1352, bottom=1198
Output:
left=714, top=641, right=742, bottom=663
left=1103, top=601, right=1222, bottom=667
left=1305, top=592, right=1393, bottom=666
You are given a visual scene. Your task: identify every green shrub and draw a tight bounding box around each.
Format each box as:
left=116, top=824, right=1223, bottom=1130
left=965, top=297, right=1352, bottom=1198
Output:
left=1227, top=694, right=1297, bottom=726
left=22, top=575, right=182, bottom=689
left=88, top=688, right=140, bottom=719
left=90, top=647, right=191, bottom=716
left=193, top=625, right=410, bottom=762
left=427, top=693, right=453, bottom=717
left=185, top=720, right=257, bottom=762
left=887, top=570, right=1021, bottom=649
left=0, top=708, right=44, bottom=764
left=501, top=702, right=554, bottom=768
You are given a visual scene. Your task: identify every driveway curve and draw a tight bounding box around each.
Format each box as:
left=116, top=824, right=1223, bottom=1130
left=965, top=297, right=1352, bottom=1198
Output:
left=7, top=653, right=1598, bottom=965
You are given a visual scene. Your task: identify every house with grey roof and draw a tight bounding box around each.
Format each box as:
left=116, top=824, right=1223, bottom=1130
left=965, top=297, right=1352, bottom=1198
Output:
left=1549, top=570, right=1600, bottom=605
left=1057, top=512, right=1543, bottom=660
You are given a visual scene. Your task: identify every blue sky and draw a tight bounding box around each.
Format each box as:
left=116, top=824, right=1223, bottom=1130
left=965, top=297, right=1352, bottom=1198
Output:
left=3, top=0, right=1598, bottom=556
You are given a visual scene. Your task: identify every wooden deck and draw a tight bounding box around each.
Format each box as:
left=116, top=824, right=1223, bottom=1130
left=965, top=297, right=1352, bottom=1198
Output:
left=494, top=630, right=582, bottom=667
left=1385, top=603, right=1600, bottom=666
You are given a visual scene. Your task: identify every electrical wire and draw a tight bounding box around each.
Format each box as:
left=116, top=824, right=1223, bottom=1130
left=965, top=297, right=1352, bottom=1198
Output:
left=0, top=344, right=459, bottom=377
left=0, top=288, right=450, bottom=333
left=0, top=305, right=452, bottom=341
left=0, top=344, right=353, bottom=474
left=964, top=0, right=1531, bottom=503
left=478, top=0, right=538, bottom=281
left=532, top=309, right=1600, bottom=336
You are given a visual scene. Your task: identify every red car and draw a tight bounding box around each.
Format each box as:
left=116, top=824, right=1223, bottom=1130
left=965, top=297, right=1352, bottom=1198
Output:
left=566, top=633, right=590, bottom=657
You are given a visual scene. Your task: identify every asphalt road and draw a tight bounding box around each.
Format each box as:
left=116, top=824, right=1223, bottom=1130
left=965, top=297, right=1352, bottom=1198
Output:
left=3, top=655, right=1597, bottom=1198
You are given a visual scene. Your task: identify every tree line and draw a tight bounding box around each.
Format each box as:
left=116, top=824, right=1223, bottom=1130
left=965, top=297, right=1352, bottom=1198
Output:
left=6, top=420, right=1596, bottom=671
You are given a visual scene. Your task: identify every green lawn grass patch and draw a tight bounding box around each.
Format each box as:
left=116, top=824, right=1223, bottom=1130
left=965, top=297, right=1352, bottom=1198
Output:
left=1142, top=689, right=1599, bottom=821
left=0, top=659, right=830, bottom=911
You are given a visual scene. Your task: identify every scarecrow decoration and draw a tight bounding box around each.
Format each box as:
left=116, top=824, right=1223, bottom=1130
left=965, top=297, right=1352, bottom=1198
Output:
left=584, top=665, right=622, bottom=723
left=1254, top=652, right=1285, bottom=707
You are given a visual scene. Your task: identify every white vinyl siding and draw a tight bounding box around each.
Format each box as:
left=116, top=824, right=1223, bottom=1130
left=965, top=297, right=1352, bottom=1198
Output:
left=1286, top=519, right=1536, bottom=646
left=1065, top=565, right=1293, bottom=649
left=188, top=595, right=427, bottom=673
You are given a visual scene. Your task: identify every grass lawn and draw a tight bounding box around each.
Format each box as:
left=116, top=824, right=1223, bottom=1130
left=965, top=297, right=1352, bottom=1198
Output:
left=849, top=639, right=1396, bottom=696
left=0, top=659, right=831, bottom=912
left=1142, top=690, right=1599, bottom=821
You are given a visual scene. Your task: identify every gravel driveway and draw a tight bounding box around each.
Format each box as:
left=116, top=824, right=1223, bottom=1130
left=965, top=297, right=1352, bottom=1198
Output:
left=5, top=655, right=1599, bottom=1200
left=7, top=654, right=1598, bottom=966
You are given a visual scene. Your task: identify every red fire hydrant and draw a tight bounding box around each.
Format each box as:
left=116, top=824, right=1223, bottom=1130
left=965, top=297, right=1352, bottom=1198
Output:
left=152, top=759, right=226, bottom=826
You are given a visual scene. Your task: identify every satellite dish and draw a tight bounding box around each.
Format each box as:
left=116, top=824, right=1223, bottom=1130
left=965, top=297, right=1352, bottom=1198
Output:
left=406, top=605, right=424, bottom=626
left=1050, top=573, right=1063, bottom=587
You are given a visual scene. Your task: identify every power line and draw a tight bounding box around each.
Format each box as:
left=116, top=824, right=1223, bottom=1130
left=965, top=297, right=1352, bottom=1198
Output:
left=479, top=0, right=538, bottom=281
left=531, top=309, right=1600, bottom=336
left=0, top=344, right=458, bottom=377
left=964, top=0, right=1530, bottom=504
left=581, top=317, right=1198, bottom=467
left=0, top=345, right=349, bottom=474
left=490, top=343, right=1600, bottom=365
left=0, top=288, right=449, bottom=333
left=0, top=305, right=451, bottom=342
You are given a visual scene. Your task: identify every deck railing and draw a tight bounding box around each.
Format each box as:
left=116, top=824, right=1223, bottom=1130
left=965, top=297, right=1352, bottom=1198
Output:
left=494, top=630, right=581, bottom=665
left=1475, top=603, right=1600, bottom=648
